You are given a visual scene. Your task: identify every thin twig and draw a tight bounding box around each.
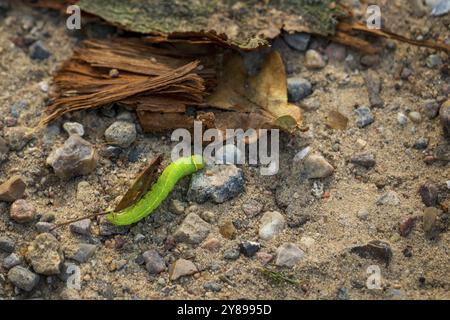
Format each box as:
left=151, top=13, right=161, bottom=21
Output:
left=50, top=211, right=110, bottom=231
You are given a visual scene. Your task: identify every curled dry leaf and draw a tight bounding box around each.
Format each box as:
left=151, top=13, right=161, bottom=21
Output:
left=114, top=154, right=163, bottom=212
left=206, top=51, right=303, bottom=133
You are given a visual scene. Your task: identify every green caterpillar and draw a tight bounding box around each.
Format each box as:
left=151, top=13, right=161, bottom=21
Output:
left=106, top=155, right=205, bottom=226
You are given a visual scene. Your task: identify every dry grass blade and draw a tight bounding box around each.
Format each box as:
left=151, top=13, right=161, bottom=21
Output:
left=337, top=22, right=450, bottom=54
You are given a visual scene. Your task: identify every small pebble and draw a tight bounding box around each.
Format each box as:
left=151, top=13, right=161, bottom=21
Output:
left=10, top=199, right=36, bottom=223
left=63, top=122, right=85, bottom=137
left=0, top=237, right=15, bottom=253
left=143, top=250, right=166, bottom=275
left=223, top=248, right=240, bottom=261
left=440, top=100, right=450, bottom=136
left=283, top=33, right=310, bottom=51
left=304, top=50, right=326, bottom=69
left=46, top=135, right=98, bottom=179
left=7, top=266, right=39, bottom=292
left=413, top=137, right=429, bottom=150
left=258, top=211, right=286, bottom=240
left=360, top=55, right=380, bottom=67
left=69, top=219, right=92, bottom=236
left=408, top=111, right=422, bottom=123
left=4, top=126, right=32, bottom=151
left=377, top=191, right=400, bottom=206
left=69, top=244, right=97, bottom=263
left=169, top=259, right=197, bottom=281
left=256, top=252, right=274, bottom=265
left=3, top=253, right=22, bottom=269
left=201, top=238, right=221, bottom=252
left=104, top=121, right=137, bottom=148
left=0, top=175, right=26, bottom=202
left=275, top=243, right=305, bottom=268
left=36, top=222, right=54, bottom=233
left=355, top=106, right=374, bottom=128
left=349, top=240, right=392, bottom=266
left=188, top=165, right=245, bottom=204
left=426, top=54, right=442, bottom=68
left=399, top=217, right=416, bottom=237
left=242, top=200, right=263, bottom=217
left=397, top=112, right=408, bottom=126
left=169, top=199, right=186, bottom=215
left=419, top=181, right=439, bottom=207
left=350, top=152, right=376, bottom=168
left=29, top=41, right=51, bottom=60
left=422, top=100, right=440, bottom=119
left=239, top=241, right=261, bottom=257
left=219, top=220, right=237, bottom=240
left=173, top=213, right=210, bottom=244
left=304, top=153, right=334, bottom=179
left=423, top=207, right=439, bottom=238
left=203, top=282, right=222, bottom=293
left=287, top=77, right=313, bottom=102
left=26, top=233, right=64, bottom=275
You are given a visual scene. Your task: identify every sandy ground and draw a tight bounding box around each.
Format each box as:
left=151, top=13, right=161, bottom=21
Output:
left=0, top=1, right=449, bottom=300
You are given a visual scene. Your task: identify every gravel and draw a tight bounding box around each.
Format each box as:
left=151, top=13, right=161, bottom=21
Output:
left=7, top=266, right=40, bottom=292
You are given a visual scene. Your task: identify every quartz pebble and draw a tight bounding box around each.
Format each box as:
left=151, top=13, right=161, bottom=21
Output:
left=188, top=165, right=245, bottom=204
left=304, top=153, right=334, bottom=179
left=63, top=122, right=85, bottom=136
left=258, top=211, right=286, bottom=240
left=173, top=213, right=210, bottom=244
left=169, top=259, right=198, bottom=281
left=10, top=199, right=36, bottom=223
left=304, top=50, right=326, bottom=69
left=408, top=111, right=422, bottom=123
left=275, top=243, right=305, bottom=268
left=47, top=135, right=98, bottom=179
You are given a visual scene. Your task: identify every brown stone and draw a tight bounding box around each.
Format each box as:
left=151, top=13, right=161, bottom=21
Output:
left=0, top=176, right=26, bottom=202
left=10, top=199, right=36, bottom=223
left=219, top=220, right=236, bottom=240
left=169, top=259, right=198, bottom=281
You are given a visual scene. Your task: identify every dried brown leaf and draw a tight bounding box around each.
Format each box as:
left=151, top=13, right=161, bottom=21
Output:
left=114, top=154, right=163, bottom=212
left=207, top=51, right=303, bottom=132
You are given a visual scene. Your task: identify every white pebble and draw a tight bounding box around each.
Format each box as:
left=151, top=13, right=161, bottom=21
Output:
left=397, top=112, right=408, bottom=126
